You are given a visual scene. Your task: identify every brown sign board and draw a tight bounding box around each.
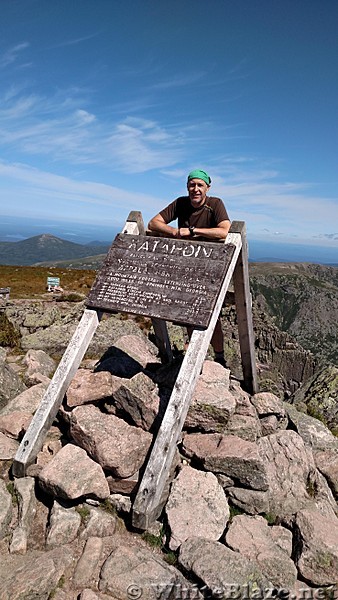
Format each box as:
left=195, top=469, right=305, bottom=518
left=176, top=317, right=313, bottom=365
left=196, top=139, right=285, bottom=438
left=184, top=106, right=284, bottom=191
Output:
left=86, top=234, right=236, bottom=327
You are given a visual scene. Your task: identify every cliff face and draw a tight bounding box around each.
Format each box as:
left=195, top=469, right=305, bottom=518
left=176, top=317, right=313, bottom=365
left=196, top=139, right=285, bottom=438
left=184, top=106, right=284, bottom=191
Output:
left=249, top=262, right=338, bottom=366
left=221, top=301, right=317, bottom=399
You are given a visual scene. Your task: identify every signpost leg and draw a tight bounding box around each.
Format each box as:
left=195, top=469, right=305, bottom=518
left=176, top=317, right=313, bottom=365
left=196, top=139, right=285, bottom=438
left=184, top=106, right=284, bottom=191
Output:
left=230, top=222, right=258, bottom=395
left=151, top=318, right=173, bottom=362
left=132, top=233, right=242, bottom=529
left=13, top=308, right=102, bottom=477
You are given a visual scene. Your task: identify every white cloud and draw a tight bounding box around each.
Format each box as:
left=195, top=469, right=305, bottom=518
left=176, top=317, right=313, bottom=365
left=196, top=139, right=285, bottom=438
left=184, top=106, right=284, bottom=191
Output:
left=0, top=43, right=30, bottom=68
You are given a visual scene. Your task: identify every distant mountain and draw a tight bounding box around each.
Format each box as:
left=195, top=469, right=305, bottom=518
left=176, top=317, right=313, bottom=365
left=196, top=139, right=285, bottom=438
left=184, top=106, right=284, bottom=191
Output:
left=249, top=262, right=338, bottom=365
left=0, top=234, right=109, bottom=266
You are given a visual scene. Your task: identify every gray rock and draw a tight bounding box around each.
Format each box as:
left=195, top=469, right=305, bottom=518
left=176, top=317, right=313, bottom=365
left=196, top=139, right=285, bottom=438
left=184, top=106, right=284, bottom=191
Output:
left=183, top=433, right=269, bottom=491
left=66, top=368, right=113, bottom=407
left=89, top=318, right=159, bottom=360
left=80, top=506, right=116, bottom=539
left=46, top=500, right=81, bottom=548
left=0, top=431, right=19, bottom=459
left=295, top=507, right=338, bottom=586
left=314, top=448, right=338, bottom=498
left=225, top=414, right=262, bottom=441
left=23, top=349, right=56, bottom=381
left=226, top=486, right=270, bottom=515
left=257, top=430, right=317, bottom=517
left=112, top=371, right=161, bottom=430
left=225, top=515, right=297, bottom=588
left=251, top=391, right=286, bottom=419
left=38, top=443, right=110, bottom=500
left=166, top=465, right=230, bottom=550
left=179, top=537, right=269, bottom=594
left=0, top=361, right=26, bottom=411
left=0, top=382, right=48, bottom=416
left=99, top=544, right=195, bottom=599
left=185, top=361, right=236, bottom=432
left=0, top=547, right=73, bottom=600
left=10, top=476, right=36, bottom=554
left=21, top=322, right=78, bottom=355
left=286, top=403, right=338, bottom=450
left=0, top=478, right=12, bottom=540
left=73, top=536, right=103, bottom=588
left=0, top=410, right=32, bottom=439
left=70, top=405, right=152, bottom=477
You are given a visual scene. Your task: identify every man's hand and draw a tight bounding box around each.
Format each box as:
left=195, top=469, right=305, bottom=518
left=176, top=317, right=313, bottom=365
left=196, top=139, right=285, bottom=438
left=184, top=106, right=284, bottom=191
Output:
left=177, top=227, right=191, bottom=238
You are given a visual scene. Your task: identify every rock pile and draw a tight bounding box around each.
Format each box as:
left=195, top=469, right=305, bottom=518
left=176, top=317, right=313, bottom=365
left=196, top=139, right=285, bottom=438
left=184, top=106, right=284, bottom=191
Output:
left=0, top=309, right=338, bottom=599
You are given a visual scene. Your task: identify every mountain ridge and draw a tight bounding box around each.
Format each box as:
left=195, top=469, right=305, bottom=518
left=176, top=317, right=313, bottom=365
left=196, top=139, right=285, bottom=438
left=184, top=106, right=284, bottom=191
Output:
left=0, top=233, right=110, bottom=266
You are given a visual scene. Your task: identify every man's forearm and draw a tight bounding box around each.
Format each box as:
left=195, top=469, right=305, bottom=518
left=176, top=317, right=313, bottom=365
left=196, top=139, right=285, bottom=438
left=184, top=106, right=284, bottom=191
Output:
left=148, top=218, right=178, bottom=237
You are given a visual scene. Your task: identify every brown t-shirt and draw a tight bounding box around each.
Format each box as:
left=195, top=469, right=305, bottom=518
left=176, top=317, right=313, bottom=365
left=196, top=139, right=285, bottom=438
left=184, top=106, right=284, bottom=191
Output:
left=159, top=196, right=229, bottom=229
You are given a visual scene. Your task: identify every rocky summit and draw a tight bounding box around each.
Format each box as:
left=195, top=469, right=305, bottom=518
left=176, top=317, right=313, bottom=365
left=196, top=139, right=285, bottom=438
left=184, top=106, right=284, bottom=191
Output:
left=0, top=299, right=338, bottom=599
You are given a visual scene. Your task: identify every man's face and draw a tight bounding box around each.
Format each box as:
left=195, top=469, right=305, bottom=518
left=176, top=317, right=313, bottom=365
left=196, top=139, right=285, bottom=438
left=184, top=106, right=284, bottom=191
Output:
left=187, top=178, right=210, bottom=208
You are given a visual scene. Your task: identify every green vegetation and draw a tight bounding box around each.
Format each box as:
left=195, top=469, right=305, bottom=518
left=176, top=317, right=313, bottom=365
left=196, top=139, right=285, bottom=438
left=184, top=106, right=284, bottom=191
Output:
left=0, top=265, right=95, bottom=299
left=6, top=481, right=18, bottom=505
left=75, top=504, right=90, bottom=523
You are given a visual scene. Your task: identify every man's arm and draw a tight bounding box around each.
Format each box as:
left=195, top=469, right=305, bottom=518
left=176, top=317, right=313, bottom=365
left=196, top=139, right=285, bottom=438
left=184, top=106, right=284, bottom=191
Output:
left=148, top=213, right=179, bottom=238
left=179, top=219, right=231, bottom=241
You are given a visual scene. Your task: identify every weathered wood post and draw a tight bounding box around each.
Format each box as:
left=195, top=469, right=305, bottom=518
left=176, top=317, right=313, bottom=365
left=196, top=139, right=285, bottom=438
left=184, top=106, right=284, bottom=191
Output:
left=12, top=211, right=145, bottom=477
left=230, top=221, right=258, bottom=395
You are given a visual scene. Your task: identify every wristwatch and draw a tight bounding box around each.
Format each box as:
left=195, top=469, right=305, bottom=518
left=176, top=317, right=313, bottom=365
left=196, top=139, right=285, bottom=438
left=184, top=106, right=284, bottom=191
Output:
left=189, top=225, right=195, bottom=237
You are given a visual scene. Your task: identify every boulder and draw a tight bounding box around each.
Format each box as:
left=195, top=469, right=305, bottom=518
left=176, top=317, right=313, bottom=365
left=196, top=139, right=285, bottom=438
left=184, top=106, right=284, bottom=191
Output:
left=46, top=500, right=81, bottom=548
left=314, top=448, right=338, bottom=498
left=0, top=411, right=32, bottom=439
left=23, top=349, right=56, bottom=382
left=179, top=537, right=269, bottom=593
left=70, top=405, right=152, bottom=477
left=10, top=476, right=36, bottom=554
left=0, top=382, right=48, bottom=416
left=183, top=433, right=268, bottom=491
left=0, top=478, right=12, bottom=540
left=185, top=361, right=236, bottom=432
left=99, top=544, right=195, bottom=599
left=165, top=465, right=229, bottom=550
left=38, top=443, right=110, bottom=501
left=111, top=372, right=161, bottom=431
left=66, top=368, right=113, bottom=407
left=286, top=403, right=338, bottom=450
left=225, top=515, right=297, bottom=588
left=295, top=507, right=338, bottom=586
left=257, top=430, right=317, bottom=517
left=0, top=431, right=19, bottom=459
left=0, top=361, right=26, bottom=411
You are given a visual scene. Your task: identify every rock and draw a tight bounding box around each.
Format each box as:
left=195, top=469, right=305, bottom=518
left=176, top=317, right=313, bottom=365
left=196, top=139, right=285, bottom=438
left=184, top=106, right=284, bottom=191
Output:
left=23, top=306, right=61, bottom=329
left=23, top=349, right=56, bottom=382
left=107, top=494, right=132, bottom=514
left=292, top=364, right=338, bottom=434
left=183, top=433, right=268, bottom=491
left=0, top=382, right=48, bottom=416
left=179, top=537, right=269, bottom=593
left=286, top=403, right=338, bottom=450
left=0, top=431, right=19, bottom=459
left=0, top=547, right=73, bottom=600
left=257, top=430, right=317, bottom=517
left=66, top=368, right=113, bottom=407
left=185, top=361, right=236, bottom=432
left=165, top=465, right=230, bottom=550
left=0, top=478, right=12, bottom=539
left=70, top=405, right=152, bottom=477
left=0, top=361, right=26, bottom=411
left=80, top=506, right=116, bottom=539
left=314, top=448, right=338, bottom=498
left=38, top=443, right=110, bottom=500
left=10, top=476, right=36, bottom=554
left=226, top=487, right=270, bottom=515
left=225, top=515, right=297, bottom=588
left=21, top=322, right=78, bottom=356
left=224, top=414, right=261, bottom=441
left=88, top=318, right=159, bottom=360
left=295, top=507, right=338, bottom=586
left=106, top=471, right=139, bottom=495
left=46, top=500, right=81, bottom=548
left=73, top=536, right=103, bottom=588
left=0, top=411, right=32, bottom=439
left=111, top=372, right=161, bottom=430
left=251, top=391, right=286, bottom=419
left=99, top=544, right=194, bottom=599
left=112, top=333, right=160, bottom=367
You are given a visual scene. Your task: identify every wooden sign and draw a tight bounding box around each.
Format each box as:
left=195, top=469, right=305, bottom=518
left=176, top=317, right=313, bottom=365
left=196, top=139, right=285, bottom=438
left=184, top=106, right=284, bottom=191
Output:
left=86, top=234, right=235, bottom=327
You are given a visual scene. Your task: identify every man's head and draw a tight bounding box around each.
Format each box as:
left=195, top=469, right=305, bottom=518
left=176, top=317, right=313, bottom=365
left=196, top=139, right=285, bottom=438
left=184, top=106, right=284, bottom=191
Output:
left=187, top=169, right=211, bottom=208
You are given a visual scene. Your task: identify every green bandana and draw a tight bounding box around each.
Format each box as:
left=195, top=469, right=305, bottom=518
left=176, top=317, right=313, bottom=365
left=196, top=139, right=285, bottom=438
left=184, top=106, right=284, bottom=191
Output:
left=187, top=169, right=211, bottom=185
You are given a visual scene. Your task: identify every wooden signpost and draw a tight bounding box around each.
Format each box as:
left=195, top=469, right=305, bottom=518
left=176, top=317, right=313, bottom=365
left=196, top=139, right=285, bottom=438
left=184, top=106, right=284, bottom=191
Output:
left=13, top=211, right=258, bottom=529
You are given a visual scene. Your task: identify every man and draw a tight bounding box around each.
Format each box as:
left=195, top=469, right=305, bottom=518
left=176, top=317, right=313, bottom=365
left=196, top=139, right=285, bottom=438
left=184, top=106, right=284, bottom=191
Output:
left=148, top=169, right=231, bottom=367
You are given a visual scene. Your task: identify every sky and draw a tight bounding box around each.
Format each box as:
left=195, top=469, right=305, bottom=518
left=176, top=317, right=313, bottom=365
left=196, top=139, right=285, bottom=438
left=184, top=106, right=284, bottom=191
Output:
left=0, top=0, right=338, bottom=251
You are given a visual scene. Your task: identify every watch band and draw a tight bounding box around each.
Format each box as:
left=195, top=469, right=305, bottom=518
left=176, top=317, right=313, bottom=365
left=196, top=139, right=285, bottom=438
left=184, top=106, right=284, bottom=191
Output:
left=189, top=225, right=195, bottom=236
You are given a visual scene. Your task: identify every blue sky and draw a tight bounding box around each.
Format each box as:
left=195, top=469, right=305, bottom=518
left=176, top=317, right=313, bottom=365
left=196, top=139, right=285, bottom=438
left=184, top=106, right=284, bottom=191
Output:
left=1, top=0, right=338, bottom=249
